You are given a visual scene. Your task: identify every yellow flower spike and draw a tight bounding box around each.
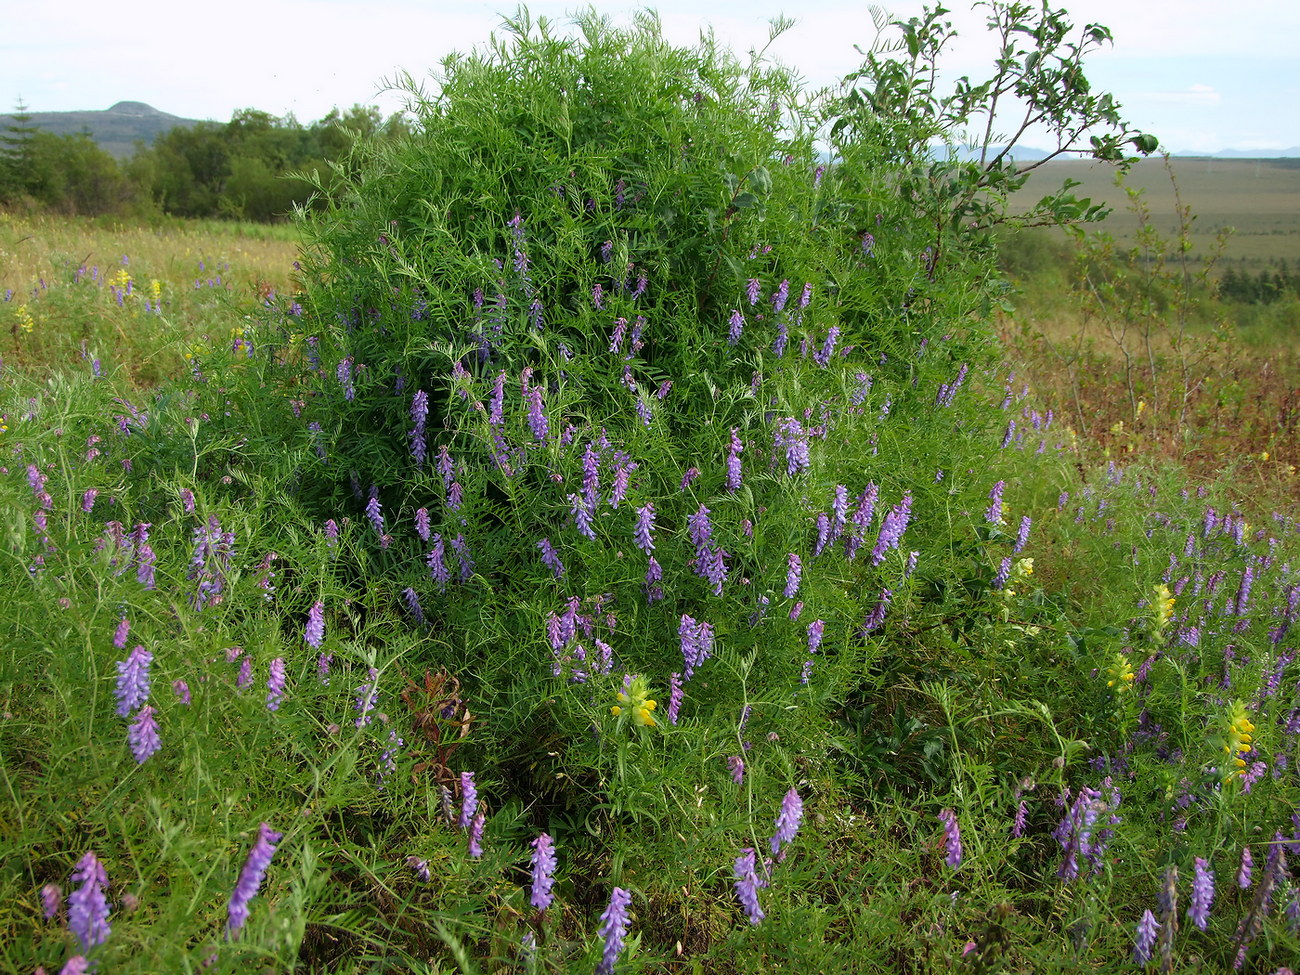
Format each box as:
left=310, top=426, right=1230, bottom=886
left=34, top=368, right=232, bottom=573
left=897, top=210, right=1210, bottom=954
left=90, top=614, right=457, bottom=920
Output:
left=612, top=676, right=659, bottom=731
left=1220, top=700, right=1257, bottom=783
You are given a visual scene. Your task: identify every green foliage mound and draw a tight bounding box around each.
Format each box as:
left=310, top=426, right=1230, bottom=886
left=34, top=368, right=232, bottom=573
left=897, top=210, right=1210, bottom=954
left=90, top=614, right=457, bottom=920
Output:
left=285, top=10, right=1008, bottom=807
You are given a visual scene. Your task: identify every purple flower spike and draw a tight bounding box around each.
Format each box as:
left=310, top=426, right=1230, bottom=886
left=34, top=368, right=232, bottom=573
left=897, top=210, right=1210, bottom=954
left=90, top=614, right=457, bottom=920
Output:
left=633, top=503, right=656, bottom=553
left=128, top=705, right=161, bottom=763
left=784, top=553, right=802, bottom=598
left=227, top=823, right=282, bottom=937
left=595, top=887, right=632, bottom=975
left=1133, top=908, right=1159, bottom=965
left=728, top=755, right=745, bottom=784
left=67, top=852, right=111, bottom=952
left=468, top=809, right=485, bottom=858
left=728, top=308, right=745, bottom=345
left=41, top=882, right=61, bottom=920
left=537, top=537, right=565, bottom=578
left=459, top=772, right=478, bottom=829
left=115, top=645, right=152, bottom=717
left=530, top=833, right=557, bottom=910
left=1188, top=856, right=1214, bottom=931
left=112, top=617, right=130, bottom=650
left=266, top=658, right=286, bottom=711
left=733, top=849, right=765, bottom=924
left=770, top=788, right=803, bottom=858
left=304, top=601, right=325, bottom=648
left=938, top=808, right=962, bottom=869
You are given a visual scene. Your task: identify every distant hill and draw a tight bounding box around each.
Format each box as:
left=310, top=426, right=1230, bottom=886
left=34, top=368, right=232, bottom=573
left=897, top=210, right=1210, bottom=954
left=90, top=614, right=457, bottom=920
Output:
left=0, top=101, right=204, bottom=159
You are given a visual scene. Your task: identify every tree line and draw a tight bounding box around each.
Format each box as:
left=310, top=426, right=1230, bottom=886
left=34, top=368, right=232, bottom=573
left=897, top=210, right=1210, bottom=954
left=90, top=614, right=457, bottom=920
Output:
left=0, top=103, right=409, bottom=222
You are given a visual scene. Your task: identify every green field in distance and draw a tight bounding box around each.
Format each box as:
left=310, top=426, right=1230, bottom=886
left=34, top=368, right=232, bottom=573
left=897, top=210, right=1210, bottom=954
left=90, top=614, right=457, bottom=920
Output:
left=1012, top=156, right=1300, bottom=272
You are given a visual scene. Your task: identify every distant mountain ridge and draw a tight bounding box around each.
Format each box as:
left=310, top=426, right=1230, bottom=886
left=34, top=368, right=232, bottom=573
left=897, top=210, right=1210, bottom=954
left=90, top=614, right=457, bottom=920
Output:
left=1, top=101, right=204, bottom=159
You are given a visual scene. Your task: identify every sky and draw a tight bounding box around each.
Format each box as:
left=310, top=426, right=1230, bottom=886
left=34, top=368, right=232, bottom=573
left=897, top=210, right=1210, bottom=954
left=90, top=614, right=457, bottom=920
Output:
left=3, top=0, right=1298, bottom=154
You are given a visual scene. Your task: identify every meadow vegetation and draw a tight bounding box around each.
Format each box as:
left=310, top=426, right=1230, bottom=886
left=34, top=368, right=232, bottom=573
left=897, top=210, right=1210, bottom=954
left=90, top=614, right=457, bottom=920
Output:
left=2, top=6, right=1299, bottom=975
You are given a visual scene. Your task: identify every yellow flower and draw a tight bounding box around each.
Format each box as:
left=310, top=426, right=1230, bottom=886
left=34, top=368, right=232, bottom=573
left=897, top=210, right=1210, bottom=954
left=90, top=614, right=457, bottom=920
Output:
left=16, top=304, right=35, bottom=332
left=1219, top=700, right=1256, bottom=782
left=1105, top=651, right=1135, bottom=691
left=1151, top=584, right=1174, bottom=644
left=612, top=676, right=658, bottom=729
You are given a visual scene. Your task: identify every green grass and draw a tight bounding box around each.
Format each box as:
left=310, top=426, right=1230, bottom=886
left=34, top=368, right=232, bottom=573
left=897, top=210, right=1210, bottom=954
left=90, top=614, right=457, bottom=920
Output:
left=3, top=214, right=1298, bottom=974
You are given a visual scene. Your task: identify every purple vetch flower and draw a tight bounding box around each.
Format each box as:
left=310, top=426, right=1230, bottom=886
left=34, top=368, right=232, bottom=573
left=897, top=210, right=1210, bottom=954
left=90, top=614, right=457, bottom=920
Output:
left=813, top=326, right=841, bottom=367
left=668, top=673, right=683, bottom=724
left=451, top=534, right=474, bottom=582
left=725, top=428, right=743, bottom=491
left=365, top=492, right=385, bottom=537
left=679, top=615, right=714, bottom=678
left=414, top=507, right=431, bottom=542
left=81, top=488, right=98, bottom=513
left=1188, top=856, right=1214, bottom=931
left=526, top=385, right=549, bottom=441
left=993, top=557, right=1013, bottom=590
left=733, top=849, right=765, bottom=924
left=1013, top=797, right=1028, bottom=838
left=115, top=645, right=152, bottom=717
left=459, top=772, right=478, bottom=829
left=266, top=658, right=286, bottom=711
left=634, top=504, right=656, bottom=552
left=830, top=484, right=849, bottom=540
left=530, top=833, right=557, bottom=910
left=42, top=882, right=62, bottom=920
left=1133, top=909, right=1159, bottom=965
left=770, top=788, right=803, bottom=858
left=986, top=481, right=1006, bottom=524
left=862, top=589, right=892, bottom=632
left=571, top=494, right=596, bottom=541
left=728, top=309, right=745, bottom=345
left=1238, top=846, right=1254, bottom=889
left=775, top=418, right=810, bottom=476
left=595, top=887, right=633, bottom=975
left=609, top=316, right=628, bottom=353
left=771, top=279, right=789, bottom=313
left=1013, top=515, right=1032, bottom=554
left=489, top=370, right=506, bottom=425
left=59, top=956, right=91, bottom=975
left=67, top=852, right=111, bottom=952
left=227, top=823, right=282, bottom=937
left=403, top=587, right=425, bottom=625
left=582, top=443, right=601, bottom=509
left=680, top=467, right=700, bottom=491
left=937, top=808, right=962, bottom=868
left=237, top=658, right=252, bottom=691
left=537, top=537, right=565, bottom=578
left=406, top=856, right=431, bottom=882
left=135, top=542, right=156, bottom=589
left=844, top=484, right=879, bottom=561
left=746, top=278, right=761, bottom=305
left=316, top=653, right=332, bottom=686
left=305, top=601, right=325, bottom=648
left=1054, top=780, right=1121, bottom=882
left=173, top=679, right=191, bottom=705
left=468, top=809, right=485, bottom=857
left=807, top=619, right=825, bottom=654
left=354, top=667, right=380, bottom=727
left=905, top=550, right=920, bottom=578
left=870, top=492, right=913, bottom=566
left=728, top=755, right=745, bottom=784
left=128, top=704, right=161, bottom=763
left=113, top=616, right=130, bottom=650
left=323, top=519, right=338, bottom=545
left=784, top=553, right=802, bottom=598
left=428, top=535, right=450, bottom=591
